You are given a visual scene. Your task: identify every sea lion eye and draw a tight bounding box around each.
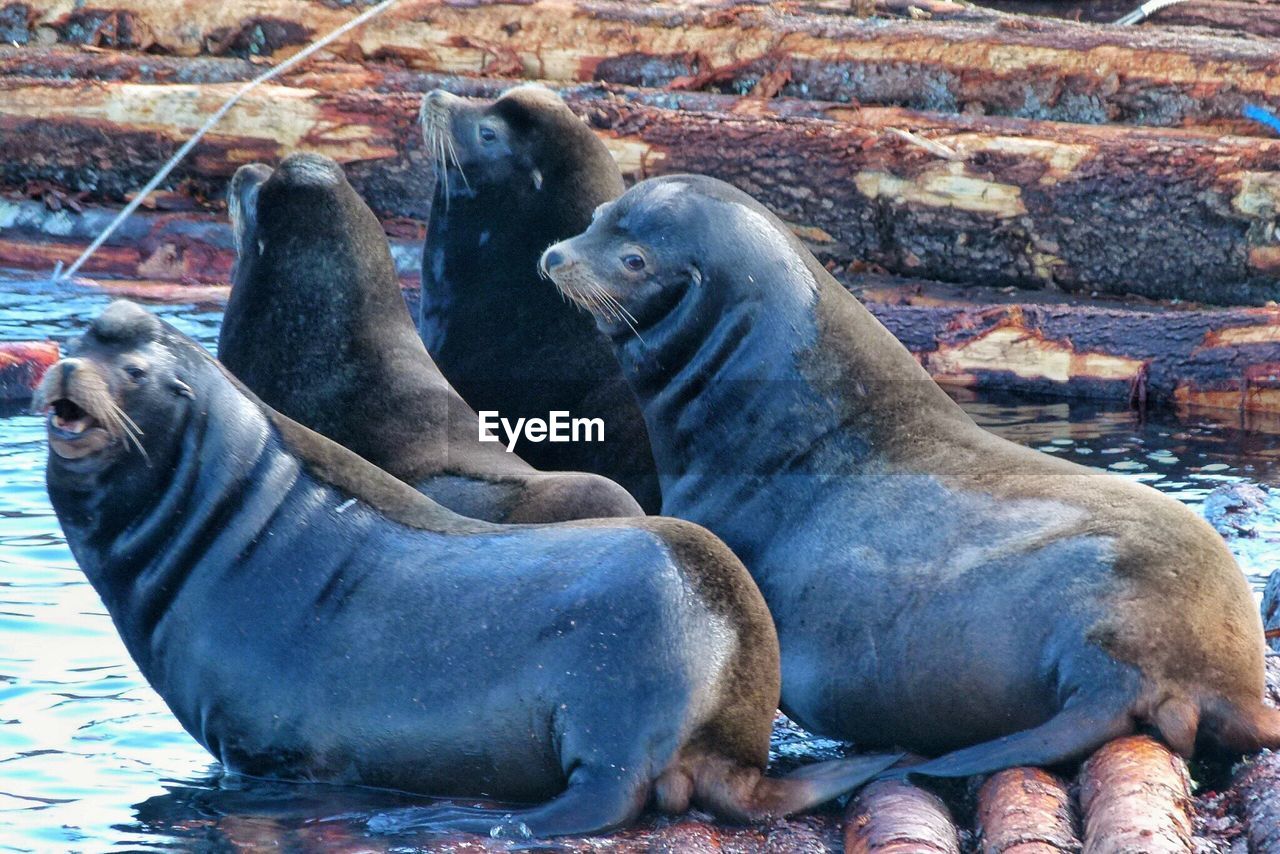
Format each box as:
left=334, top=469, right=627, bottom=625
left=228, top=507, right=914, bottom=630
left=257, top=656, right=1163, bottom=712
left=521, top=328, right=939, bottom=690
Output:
left=478, top=125, right=498, bottom=143
left=124, top=364, right=148, bottom=382
left=622, top=254, right=645, bottom=272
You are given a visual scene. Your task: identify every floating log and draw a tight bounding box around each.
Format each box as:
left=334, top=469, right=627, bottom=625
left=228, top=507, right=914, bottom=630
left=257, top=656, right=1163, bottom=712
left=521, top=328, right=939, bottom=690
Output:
left=5, top=196, right=1280, bottom=417
left=1078, top=736, right=1194, bottom=854
left=4, top=54, right=1280, bottom=305
left=968, top=0, right=1280, bottom=39
left=975, top=767, right=1080, bottom=853
left=844, top=778, right=961, bottom=854
left=13, top=1, right=1280, bottom=134
left=1233, top=751, right=1280, bottom=852
left=0, top=341, right=59, bottom=402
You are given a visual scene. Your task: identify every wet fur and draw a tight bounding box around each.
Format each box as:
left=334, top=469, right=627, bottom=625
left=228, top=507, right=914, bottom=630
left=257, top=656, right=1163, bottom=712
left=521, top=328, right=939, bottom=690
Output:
left=548, top=174, right=1280, bottom=775
left=417, top=86, right=661, bottom=512
left=44, top=301, right=898, bottom=837
left=219, top=153, right=640, bottom=524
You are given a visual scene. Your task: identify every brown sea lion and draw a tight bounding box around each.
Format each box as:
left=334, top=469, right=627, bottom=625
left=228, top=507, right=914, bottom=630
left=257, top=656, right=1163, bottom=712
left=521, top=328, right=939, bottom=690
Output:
left=543, top=174, right=1280, bottom=776
left=218, top=153, right=641, bottom=523
left=38, top=300, right=900, bottom=837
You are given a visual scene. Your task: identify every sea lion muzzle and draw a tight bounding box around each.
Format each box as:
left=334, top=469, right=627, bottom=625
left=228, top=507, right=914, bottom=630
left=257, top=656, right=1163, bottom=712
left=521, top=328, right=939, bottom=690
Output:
left=35, top=358, right=122, bottom=460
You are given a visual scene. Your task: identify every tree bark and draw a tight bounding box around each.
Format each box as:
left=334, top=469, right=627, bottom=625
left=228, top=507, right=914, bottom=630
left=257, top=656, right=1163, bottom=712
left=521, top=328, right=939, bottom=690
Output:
left=3, top=52, right=1280, bottom=305
left=975, top=767, right=1081, bottom=853
left=10, top=1, right=1280, bottom=133
left=1078, top=736, right=1194, bottom=854
left=967, top=0, right=1280, bottom=39
left=1230, top=743, right=1280, bottom=852
left=844, top=778, right=961, bottom=854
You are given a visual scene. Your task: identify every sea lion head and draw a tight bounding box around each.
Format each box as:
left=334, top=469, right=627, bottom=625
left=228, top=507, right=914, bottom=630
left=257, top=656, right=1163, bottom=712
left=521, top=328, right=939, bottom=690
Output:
left=419, top=84, right=620, bottom=204
left=227, top=153, right=393, bottom=317
left=540, top=174, right=818, bottom=347
left=36, top=301, right=198, bottom=482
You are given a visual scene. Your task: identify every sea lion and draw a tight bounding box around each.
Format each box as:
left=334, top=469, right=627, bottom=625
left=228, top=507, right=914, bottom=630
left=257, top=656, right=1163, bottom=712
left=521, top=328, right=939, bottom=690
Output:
left=37, top=300, right=899, bottom=837
left=218, top=153, right=641, bottom=524
left=418, top=85, right=661, bottom=512
left=542, top=174, right=1280, bottom=776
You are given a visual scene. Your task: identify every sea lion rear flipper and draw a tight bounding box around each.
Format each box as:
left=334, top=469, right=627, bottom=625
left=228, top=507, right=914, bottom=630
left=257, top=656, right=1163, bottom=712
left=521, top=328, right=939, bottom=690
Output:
left=888, top=699, right=1133, bottom=780
left=690, top=751, right=904, bottom=821
left=366, top=767, right=647, bottom=839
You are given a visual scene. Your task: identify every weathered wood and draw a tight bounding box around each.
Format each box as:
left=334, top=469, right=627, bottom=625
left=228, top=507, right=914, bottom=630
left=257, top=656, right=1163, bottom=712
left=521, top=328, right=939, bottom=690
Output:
left=1264, top=570, right=1280, bottom=653
left=845, top=778, right=961, bottom=854
left=0, top=341, right=58, bottom=402
left=11, top=0, right=1280, bottom=133
left=975, top=767, right=1080, bottom=853
left=5, top=195, right=1280, bottom=417
left=1078, top=736, right=1194, bottom=854
left=860, top=279, right=1280, bottom=420
left=3, top=53, right=1280, bottom=305
left=968, top=0, right=1280, bottom=39
left=1231, top=751, right=1280, bottom=853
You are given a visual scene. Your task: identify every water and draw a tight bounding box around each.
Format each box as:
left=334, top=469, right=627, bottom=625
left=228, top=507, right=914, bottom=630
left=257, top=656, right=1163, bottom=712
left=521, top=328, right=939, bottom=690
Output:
left=0, top=280, right=1277, bottom=852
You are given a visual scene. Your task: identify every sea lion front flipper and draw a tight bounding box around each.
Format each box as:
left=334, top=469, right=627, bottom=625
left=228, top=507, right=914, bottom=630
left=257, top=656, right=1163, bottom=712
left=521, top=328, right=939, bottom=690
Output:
left=887, top=698, right=1133, bottom=780
left=366, top=768, right=647, bottom=839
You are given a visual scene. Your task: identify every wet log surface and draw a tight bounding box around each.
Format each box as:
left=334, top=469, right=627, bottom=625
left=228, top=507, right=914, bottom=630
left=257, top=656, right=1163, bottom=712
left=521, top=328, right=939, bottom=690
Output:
left=1078, top=736, right=1195, bottom=853
left=9, top=1, right=1280, bottom=134
left=975, top=767, right=1080, bottom=853
left=4, top=192, right=1279, bottom=416
left=845, top=777, right=962, bottom=853
left=3, top=53, right=1280, bottom=305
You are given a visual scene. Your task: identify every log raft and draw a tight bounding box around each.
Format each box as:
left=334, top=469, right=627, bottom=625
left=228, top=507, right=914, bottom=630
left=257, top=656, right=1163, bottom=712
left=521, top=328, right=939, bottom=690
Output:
left=3, top=53, right=1280, bottom=306
left=10, top=1, right=1280, bottom=135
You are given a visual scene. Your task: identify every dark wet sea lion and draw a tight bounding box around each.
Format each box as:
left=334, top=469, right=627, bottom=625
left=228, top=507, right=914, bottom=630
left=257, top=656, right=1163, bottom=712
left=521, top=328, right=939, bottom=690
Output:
left=543, top=174, right=1280, bottom=777
left=418, top=85, right=660, bottom=512
left=37, top=300, right=899, bottom=837
left=218, top=153, right=640, bottom=523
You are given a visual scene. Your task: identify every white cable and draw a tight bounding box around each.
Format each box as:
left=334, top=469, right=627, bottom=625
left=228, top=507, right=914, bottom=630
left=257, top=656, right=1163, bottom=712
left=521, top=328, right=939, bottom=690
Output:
left=1115, top=0, right=1192, bottom=26
left=56, top=0, right=401, bottom=282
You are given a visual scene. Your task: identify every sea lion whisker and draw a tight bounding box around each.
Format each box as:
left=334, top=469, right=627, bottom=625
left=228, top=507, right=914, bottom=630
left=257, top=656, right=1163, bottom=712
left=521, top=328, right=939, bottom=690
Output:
left=594, top=287, right=647, bottom=347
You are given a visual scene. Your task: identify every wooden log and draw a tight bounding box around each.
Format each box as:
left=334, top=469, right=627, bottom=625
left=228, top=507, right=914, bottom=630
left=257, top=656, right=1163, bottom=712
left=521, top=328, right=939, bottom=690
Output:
left=12, top=0, right=1280, bottom=134
left=975, top=767, right=1080, bottom=853
left=860, top=279, right=1280, bottom=421
left=1263, top=570, right=1280, bottom=653
left=3, top=54, right=1280, bottom=306
left=1230, top=751, right=1280, bottom=853
left=0, top=341, right=59, bottom=402
left=844, top=778, right=961, bottom=854
left=1077, top=736, right=1194, bottom=854
left=4, top=195, right=1280, bottom=418
left=967, top=0, right=1280, bottom=39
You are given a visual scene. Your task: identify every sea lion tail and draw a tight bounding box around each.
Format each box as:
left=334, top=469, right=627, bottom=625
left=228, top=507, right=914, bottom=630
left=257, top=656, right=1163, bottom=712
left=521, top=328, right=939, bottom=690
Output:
left=684, top=752, right=903, bottom=821
left=884, top=698, right=1134, bottom=780
left=1202, top=696, right=1280, bottom=753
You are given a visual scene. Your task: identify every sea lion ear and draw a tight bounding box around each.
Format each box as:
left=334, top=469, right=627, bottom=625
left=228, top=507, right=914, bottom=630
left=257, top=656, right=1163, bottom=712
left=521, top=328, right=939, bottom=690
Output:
left=532, top=168, right=543, bottom=191
left=171, top=379, right=195, bottom=399
left=688, top=263, right=703, bottom=287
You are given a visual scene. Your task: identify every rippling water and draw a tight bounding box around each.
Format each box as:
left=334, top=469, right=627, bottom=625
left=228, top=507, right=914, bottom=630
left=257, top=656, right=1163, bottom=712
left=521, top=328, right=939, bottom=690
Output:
left=0, top=279, right=1277, bottom=852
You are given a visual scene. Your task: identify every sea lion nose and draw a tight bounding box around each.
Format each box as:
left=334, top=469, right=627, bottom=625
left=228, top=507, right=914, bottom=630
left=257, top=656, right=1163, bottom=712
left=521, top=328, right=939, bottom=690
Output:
left=539, top=248, right=565, bottom=278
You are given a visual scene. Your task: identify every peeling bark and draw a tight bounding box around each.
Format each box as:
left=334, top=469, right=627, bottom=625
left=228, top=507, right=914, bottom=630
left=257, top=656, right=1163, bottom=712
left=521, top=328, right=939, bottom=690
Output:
left=14, top=0, right=1280, bottom=133
left=844, top=778, right=961, bottom=853
left=2, top=53, right=1279, bottom=305
left=975, top=767, right=1080, bottom=853
left=1232, top=745, right=1280, bottom=851
left=1078, top=736, right=1194, bottom=854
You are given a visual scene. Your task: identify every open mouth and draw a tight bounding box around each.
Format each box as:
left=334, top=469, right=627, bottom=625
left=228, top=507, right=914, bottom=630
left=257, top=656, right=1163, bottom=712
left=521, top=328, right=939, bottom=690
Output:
left=44, top=396, right=113, bottom=459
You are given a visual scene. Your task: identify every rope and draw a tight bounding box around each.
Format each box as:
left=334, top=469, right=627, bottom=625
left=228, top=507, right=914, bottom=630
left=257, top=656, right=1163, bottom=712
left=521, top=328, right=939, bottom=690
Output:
left=55, top=0, right=402, bottom=283
left=1114, top=0, right=1192, bottom=26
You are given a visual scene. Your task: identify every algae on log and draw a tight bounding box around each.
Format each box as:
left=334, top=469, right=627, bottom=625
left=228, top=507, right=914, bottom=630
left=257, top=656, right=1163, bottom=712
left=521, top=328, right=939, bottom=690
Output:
left=11, top=0, right=1280, bottom=133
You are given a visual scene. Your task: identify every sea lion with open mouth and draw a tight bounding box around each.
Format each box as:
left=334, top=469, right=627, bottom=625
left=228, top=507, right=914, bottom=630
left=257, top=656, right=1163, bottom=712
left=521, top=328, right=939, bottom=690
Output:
left=418, top=85, right=661, bottom=512
left=37, top=300, right=899, bottom=838
left=219, top=153, right=641, bottom=523
left=542, top=174, right=1280, bottom=777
